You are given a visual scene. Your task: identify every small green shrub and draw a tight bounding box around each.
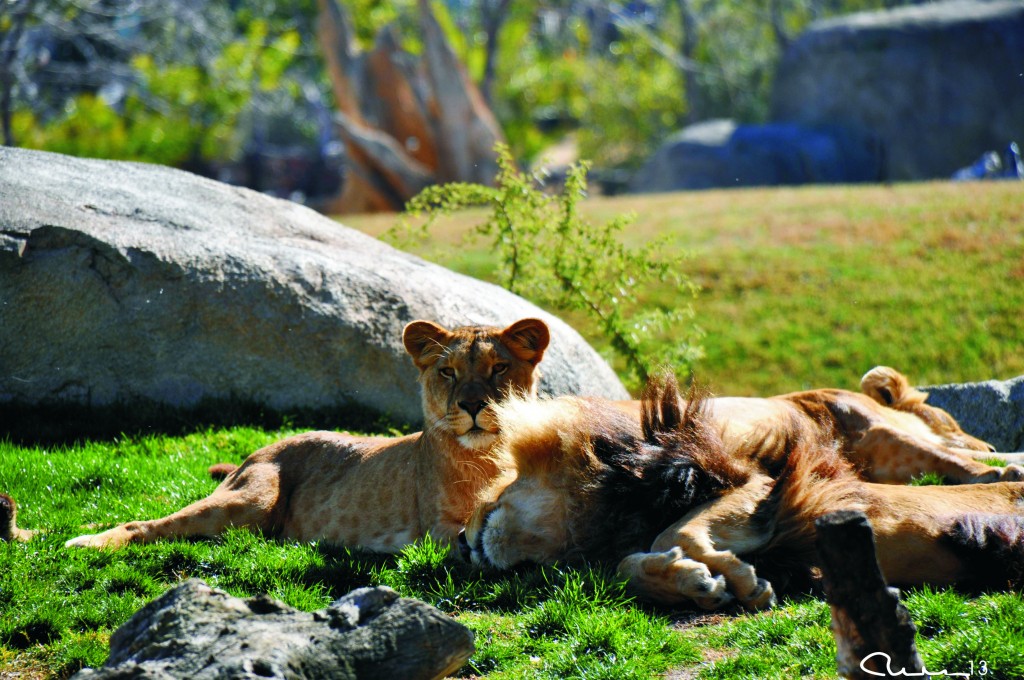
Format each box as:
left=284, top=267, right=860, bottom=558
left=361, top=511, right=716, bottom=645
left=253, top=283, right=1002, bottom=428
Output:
left=391, top=144, right=702, bottom=386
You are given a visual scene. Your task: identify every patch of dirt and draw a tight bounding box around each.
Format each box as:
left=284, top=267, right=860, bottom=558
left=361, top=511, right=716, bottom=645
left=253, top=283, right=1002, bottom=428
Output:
left=662, top=611, right=739, bottom=679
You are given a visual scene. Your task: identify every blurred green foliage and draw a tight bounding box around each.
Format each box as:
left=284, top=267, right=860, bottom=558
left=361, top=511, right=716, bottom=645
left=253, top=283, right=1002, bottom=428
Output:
left=393, top=144, right=702, bottom=383
left=14, top=20, right=299, bottom=166
left=9, top=0, right=927, bottom=175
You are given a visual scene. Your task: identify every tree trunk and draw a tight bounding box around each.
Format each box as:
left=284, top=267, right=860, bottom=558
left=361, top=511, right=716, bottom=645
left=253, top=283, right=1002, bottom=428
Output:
left=479, top=0, right=512, bottom=106
left=0, top=0, right=38, bottom=147
left=316, top=0, right=505, bottom=213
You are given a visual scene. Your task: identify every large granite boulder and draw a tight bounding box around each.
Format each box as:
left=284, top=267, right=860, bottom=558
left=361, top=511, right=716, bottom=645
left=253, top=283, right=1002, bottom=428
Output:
left=772, top=1, right=1024, bottom=181
left=72, top=580, right=473, bottom=680
left=0, top=147, right=627, bottom=428
left=629, top=119, right=881, bottom=192
left=924, top=374, right=1024, bottom=452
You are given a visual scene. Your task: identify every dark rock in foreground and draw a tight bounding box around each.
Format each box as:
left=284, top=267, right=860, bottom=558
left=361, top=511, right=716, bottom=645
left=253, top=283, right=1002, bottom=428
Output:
left=72, top=580, right=473, bottom=680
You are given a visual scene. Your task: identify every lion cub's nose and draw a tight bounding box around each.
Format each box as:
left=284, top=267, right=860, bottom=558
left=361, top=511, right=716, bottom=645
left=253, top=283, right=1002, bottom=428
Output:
left=457, top=529, right=471, bottom=561
left=459, top=400, right=485, bottom=417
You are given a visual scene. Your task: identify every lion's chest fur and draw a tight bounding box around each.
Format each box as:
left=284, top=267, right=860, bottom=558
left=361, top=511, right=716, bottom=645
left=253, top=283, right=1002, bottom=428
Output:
left=273, top=430, right=499, bottom=552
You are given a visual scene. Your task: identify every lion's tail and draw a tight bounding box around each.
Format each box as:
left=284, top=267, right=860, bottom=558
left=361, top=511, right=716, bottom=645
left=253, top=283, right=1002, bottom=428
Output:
left=942, top=514, right=1024, bottom=588
left=0, top=493, right=36, bottom=542
left=208, top=463, right=240, bottom=481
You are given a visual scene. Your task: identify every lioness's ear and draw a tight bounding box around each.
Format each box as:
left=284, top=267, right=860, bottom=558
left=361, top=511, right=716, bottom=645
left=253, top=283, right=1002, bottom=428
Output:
left=403, top=320, right=452, bottom=369
left=501, top=318, right=550, bottom=365
left=860, top=366, right=926, bottom=407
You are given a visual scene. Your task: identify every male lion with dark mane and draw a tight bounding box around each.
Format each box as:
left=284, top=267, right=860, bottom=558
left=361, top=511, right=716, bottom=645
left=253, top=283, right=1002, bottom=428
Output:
left=463, top=377, right=1024, bottom=610
left=43, top=318, right=550, bottom=552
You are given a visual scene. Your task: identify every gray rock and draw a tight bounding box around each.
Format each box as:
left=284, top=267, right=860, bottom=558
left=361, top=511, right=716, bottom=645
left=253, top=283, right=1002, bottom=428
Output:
left=923, top=375, right=1024, bottom=452
left=72, top=580, right=473, bottom=680
left=0, top=147, right=627, bottom=426
left=629, top=119, right=881, bottom=193
left=772, top=0, right=1024, bottom=181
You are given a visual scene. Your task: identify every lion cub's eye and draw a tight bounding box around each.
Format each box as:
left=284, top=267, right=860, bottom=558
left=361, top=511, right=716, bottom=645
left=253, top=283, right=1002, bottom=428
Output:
left=492, top=363, right=509, bottom=376
left=439, top=367, right=456, bottom=379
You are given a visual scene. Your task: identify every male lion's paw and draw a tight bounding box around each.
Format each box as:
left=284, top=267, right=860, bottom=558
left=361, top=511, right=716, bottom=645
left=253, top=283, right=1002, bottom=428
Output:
left=741, top=578, right=777, bottom=610
left=999, top=464, right=1024, bottom=482
left=690, top=575, right=735, bottom=611
left=620, top=548, right=734, bottom=609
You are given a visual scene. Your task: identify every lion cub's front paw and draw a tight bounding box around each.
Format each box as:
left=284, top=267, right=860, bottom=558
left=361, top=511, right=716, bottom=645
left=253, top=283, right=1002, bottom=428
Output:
left=65, top=530, right=121, bottom=549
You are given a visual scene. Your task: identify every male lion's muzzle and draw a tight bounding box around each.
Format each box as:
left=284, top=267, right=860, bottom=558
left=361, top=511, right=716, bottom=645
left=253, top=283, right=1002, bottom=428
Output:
left=460, top=502, right=500, bottom=567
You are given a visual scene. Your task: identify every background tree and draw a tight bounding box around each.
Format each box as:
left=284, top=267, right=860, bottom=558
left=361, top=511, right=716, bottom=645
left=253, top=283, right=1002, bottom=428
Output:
left=5, top=0, right=308, bottom=169
left=0, top=0, right=36, bottom=146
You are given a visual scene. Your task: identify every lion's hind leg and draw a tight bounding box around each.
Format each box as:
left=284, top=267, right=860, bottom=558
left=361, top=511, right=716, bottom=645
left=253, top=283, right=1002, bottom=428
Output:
left=942, top=513, right=1024, bottom=588
left=65, top=462, right=283, bottom=549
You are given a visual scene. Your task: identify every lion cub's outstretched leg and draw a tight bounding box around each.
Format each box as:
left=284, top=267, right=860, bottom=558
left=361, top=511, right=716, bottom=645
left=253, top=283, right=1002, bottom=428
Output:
left=859, top=366, right=1024, bottom=482
left=1, top=493, right=37, bottom=542
left=65, top=462, right=282, bottom=549
left=851, top=427, right=1024, bottom=484
left=619, top=477, right=778, bottom=611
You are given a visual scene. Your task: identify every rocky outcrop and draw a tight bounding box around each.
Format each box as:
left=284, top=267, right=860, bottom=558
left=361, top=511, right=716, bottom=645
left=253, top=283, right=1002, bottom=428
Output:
left=0, top=147, right=628, bottom=428
left=924, top=374, right=1024, bottom=452
left=72, top=580, right=473, bottom=680
left=772, top=1, right=1024, bottom=181
left=629, top=119, right=880, bottom=193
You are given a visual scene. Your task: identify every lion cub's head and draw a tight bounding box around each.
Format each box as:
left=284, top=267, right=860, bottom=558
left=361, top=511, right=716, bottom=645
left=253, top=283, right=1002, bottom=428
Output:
left=402, top=318, right=550, bottom=450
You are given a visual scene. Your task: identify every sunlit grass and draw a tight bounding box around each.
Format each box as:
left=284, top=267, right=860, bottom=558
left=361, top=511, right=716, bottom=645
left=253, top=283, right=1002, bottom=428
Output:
left=4, top=428, right=1024, bottom=678
left=346, top=181, right=1024, bottom=395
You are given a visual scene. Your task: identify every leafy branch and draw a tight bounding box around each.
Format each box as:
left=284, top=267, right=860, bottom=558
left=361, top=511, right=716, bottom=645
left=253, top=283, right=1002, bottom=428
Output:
left=389, top=144, right=702, bottom=386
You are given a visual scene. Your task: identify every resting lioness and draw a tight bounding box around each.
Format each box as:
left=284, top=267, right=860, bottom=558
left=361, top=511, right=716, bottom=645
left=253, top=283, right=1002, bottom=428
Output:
left=57, top=318, right=549, bottom=551
left=614, top=366, right=1023, bottom=485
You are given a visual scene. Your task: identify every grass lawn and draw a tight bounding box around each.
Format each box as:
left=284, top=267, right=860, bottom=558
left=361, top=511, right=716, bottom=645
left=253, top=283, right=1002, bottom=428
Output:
left=345, top=181, right=1024, bottom=395
left=4, top=181, right=1024, bottom=678
left=4, top=430, right=1024, bottom=678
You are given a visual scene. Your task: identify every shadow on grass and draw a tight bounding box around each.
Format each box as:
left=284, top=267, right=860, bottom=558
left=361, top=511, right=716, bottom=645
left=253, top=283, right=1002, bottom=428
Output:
left=0, top=396, right=412, bottom=446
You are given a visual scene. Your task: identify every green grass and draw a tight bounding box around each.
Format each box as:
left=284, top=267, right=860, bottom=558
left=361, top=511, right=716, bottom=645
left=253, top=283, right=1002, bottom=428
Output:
left=4, top=429, right=1024, bottom=678
left=347, top=181, right=1024, bottom=395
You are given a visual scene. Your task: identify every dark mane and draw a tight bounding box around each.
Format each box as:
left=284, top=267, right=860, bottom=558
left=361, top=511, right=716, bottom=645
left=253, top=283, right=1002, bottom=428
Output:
left=575, top=375, right=750, bottom=562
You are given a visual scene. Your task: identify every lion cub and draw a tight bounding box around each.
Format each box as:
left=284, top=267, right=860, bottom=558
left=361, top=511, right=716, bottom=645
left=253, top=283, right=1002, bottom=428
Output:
left=64, top=318, right=549, bottom=552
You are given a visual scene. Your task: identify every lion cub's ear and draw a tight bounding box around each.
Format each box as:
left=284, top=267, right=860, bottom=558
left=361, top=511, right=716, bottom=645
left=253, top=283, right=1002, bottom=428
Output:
left=403, top=320, right=453, bottom=369
left=501, top=318, right=550, bottom=365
